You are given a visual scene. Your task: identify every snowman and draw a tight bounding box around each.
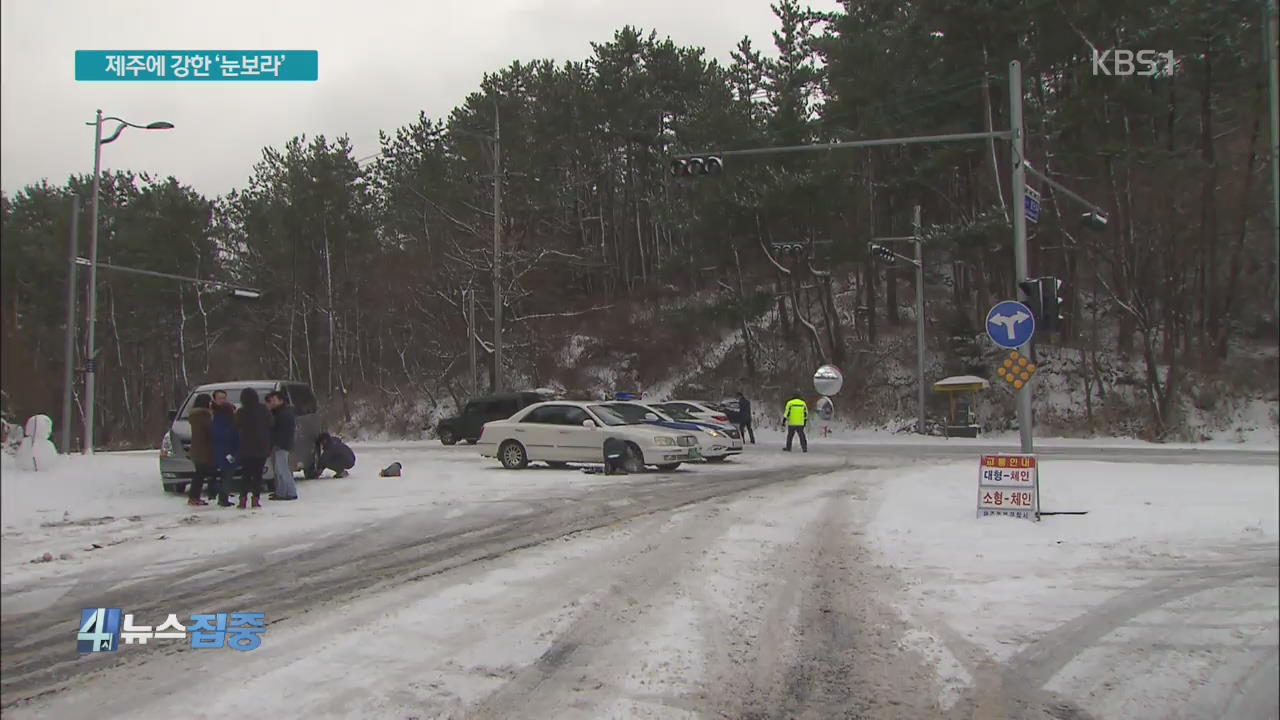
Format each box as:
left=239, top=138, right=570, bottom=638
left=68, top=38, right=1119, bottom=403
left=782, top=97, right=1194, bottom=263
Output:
left=16, top=414, right=57, bottom=471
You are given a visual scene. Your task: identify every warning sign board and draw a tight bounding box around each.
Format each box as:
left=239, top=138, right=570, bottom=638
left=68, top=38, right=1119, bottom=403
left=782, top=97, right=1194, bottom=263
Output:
left=977, top=454, right=1039, bottom=520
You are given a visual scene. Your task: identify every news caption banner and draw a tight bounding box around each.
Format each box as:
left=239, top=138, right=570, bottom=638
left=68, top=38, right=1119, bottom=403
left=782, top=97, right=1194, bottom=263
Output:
left=977, top=454, right=1039, bottom=521
left=75, top=51, right=317, bottom=81
left=77, top=608, right=265, bottom=653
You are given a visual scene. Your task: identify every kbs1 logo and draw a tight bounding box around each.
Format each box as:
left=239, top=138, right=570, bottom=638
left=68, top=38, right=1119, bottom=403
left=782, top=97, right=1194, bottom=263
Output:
left=77, top=608, right=266, bottom=653
left=1092, top=49, right=1176, bottom=77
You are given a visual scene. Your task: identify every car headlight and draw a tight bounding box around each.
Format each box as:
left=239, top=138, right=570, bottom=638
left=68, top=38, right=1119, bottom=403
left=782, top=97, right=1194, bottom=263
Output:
left=160, top=433, right=172, bottom=458
left=654, top=436, right=676, bottom=446
left=706, top=429, right=723, bottom=438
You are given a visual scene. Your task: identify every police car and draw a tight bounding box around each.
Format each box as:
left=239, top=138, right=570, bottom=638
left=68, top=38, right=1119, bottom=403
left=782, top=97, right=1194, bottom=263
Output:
left=601, top=400, right=743, bottom=462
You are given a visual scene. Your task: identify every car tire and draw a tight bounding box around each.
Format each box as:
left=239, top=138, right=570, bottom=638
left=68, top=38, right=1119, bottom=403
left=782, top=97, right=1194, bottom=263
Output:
left=656, top=462, right=681, bottom=471
left=499, top=440, right=529, bottom=469
left=705, top=455, right=727, bottom=463
left=439, top=428, right=459, bottom=446
left=622, top=443, right=645, bottom=474
left=546, top=461, right=569, bottom=469
left=303, top=463, right=320, bottom=479
left=465, top=438, right=478, bottom=445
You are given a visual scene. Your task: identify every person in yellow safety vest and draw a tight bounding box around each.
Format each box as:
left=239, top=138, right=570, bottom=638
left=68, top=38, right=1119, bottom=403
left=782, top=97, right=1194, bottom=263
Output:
left=782, top=391, right=809, bottom=452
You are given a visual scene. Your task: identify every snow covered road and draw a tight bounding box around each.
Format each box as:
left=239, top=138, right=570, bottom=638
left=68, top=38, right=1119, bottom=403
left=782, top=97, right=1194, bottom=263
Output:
left=1, top=441, right=1276, bottom=719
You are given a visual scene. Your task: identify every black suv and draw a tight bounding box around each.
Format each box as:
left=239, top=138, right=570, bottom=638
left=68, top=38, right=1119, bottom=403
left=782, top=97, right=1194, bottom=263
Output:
left=434, top=391, right=545, bottom=445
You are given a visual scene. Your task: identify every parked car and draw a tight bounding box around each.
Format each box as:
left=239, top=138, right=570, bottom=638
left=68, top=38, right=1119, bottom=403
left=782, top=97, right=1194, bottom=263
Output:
left=159, top=380, right=322, bottom=494
left=651, top=400, right=734, bottom=425
left=477, top=401, right=701, bottom=472
left=601, top=401, right=742, bottom=462
left=434, top=391, right=546, bottom=445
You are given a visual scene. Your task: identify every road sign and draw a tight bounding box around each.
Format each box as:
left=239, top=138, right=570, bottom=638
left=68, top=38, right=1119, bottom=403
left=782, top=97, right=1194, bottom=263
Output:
left=977, top=454, right=1039, bottom=520
left=986, top=301, right=1036, bottom=349
left=995, top=350, right=1038, bottom=390
left=1025, top=187, right=1041, bottom=224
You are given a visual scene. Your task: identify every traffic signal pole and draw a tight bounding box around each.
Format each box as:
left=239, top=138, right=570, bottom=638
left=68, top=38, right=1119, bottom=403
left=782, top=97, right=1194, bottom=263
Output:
left=1009, top=60, right=1035, bottom=453
left=678, top=61, right=1083, bottom=454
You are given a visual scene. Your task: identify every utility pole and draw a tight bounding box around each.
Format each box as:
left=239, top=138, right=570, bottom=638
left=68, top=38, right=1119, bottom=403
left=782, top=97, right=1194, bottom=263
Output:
left=1267, top=0, right=1279, bottom=322
left=468, top=288, right=478, bottom=394
left=869, top=206, right=927, bottom=435
left=492, top=101, right=503, bottom=392
left=913, top=205, right=926, bottom=436
left=84, top=110, right=104, bottom=455
left=61, top=194, right=80, bottom=455
left=1009, top=60, right=1034, bottom=454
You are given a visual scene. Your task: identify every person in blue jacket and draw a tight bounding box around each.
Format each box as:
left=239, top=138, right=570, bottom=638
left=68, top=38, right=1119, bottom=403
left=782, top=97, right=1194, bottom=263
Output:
left=209, top=390, right=239, bottom=507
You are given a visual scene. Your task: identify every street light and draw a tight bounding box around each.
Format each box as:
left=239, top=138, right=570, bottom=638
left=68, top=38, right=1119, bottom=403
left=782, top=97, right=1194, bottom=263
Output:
left=82, top=109, right=173, bottom=455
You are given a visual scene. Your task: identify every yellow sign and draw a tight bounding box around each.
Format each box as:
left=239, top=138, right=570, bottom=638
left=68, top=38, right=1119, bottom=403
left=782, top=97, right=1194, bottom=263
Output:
left=995, top=350, right=1037, bottom=389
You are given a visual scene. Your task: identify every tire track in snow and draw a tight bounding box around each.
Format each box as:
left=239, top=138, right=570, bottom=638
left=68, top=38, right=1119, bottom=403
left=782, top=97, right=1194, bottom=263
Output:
left=0, top=460, right=854, bottom=708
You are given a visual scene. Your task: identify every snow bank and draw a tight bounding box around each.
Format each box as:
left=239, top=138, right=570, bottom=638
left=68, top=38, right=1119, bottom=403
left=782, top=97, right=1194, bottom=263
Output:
left=867, top=459, right=1279, bottom=662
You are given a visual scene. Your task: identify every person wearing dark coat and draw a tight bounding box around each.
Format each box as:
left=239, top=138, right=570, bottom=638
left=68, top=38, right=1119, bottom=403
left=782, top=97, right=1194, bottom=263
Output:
left=314, top=432, right=356, bottom=478
left=186, top=394, right=216, bottom=506
left=234, top=388, right=272, bottom=509
left=209, top=391, right=238, bottom=506
left=265, top=391, right=299, bottom=501
left=735, top=390, right=756, bottom=444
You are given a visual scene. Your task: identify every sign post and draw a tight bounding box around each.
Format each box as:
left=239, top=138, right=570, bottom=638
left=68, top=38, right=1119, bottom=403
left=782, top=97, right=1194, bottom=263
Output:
left=1024, top=186, right=1041, bottom=224
left=977, top=454, right=1039, bottom=521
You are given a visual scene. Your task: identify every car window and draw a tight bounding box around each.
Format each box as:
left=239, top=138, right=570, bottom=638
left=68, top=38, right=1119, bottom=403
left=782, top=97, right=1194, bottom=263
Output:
left=179, top=386, right=270, bottom=419
left=660, top=405, right=697, bottom=421
left=586, top=405, right=630, bottom=426
left=603, top=403, right=664, bottom=423
left=465, top=400, right=487, bottom=415
left=494, top=399, right=519, bottom=416
left=287, top=384, right=318, bottom=415
left=562, top=406, right=590, bottom=425
left=521, top=405, right=566, bottom=424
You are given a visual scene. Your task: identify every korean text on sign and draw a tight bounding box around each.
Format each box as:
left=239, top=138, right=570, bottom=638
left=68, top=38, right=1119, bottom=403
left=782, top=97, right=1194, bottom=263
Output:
left=75, top=51, right=318, bottom=81
left=976, top=454, right=1038, bottom=521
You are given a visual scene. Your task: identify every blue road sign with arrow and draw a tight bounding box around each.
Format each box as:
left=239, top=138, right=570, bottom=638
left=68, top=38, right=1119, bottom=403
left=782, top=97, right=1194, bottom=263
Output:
left=986, top=300, right=1036, bottom=349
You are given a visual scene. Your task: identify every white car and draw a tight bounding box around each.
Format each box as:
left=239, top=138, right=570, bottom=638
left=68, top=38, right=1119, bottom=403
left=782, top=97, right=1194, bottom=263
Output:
left=602, top=401, right=743, bottom=461
left=477, top=401, right=702, bottom=471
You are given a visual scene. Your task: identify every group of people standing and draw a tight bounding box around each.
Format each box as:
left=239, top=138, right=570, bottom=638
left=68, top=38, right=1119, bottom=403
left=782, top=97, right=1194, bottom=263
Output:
left=185, top=388, right=300, bottom=508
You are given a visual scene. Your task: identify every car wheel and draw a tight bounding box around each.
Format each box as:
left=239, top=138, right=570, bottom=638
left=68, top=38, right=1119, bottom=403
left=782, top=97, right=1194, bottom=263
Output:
left=546, top=461, right=569, bottom=469
left=303, top=463, right=320, bottom=479
left=622, top=443, right=645, bottom=474
left=656, top=462, right=681, bottom=471
left=465, top=438, right=478, bottom=445
left=499, top=440, right=529, bottom=469
left=439, top=428, right=459, bottom=446
left=705, top=455, right=727, bottom=463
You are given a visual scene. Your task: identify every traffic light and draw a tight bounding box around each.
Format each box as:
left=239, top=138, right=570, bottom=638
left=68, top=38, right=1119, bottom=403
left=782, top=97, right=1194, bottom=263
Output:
left=771, top=243, right=805, bottom=259
left=1081, top=211, right=1108, bottom=230
left=1018, top=278, right=1043, bottom=325
left=670, top=156, right=723, bottom=177
left=1040, top=277, right=1065, bottom=333
left=869, top=244, right=896, bottom=264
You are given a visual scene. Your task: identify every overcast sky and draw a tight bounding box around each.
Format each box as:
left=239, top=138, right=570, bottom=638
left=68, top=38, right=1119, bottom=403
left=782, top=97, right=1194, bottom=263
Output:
left=0, top=0, right=788, bottom=200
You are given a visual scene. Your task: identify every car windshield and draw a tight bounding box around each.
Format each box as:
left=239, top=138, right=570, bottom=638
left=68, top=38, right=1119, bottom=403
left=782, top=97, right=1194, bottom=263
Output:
left=179, top=386, right=272, bottom=419
left=587, top=405, right=633, bottom=426
left=604, top=403, right=666, bottom=423
left=659, top=405, right=698, bottom=421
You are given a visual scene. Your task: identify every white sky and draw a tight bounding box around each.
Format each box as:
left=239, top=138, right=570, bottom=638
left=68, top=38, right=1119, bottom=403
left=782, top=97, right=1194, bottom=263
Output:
left=0, top=0, right=788, bottom=200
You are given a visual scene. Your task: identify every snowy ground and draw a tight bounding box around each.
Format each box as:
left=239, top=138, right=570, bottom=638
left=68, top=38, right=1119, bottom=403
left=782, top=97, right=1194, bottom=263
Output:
left=866, top=460, right=1279, bottom=718
left=1, top=440, right=1276, bottom=718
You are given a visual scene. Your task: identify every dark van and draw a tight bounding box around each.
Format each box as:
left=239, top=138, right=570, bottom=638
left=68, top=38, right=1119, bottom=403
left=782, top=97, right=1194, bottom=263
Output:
left=159, top=380, right=322, bottom=493
left=434, top=391, right=545, bottom=445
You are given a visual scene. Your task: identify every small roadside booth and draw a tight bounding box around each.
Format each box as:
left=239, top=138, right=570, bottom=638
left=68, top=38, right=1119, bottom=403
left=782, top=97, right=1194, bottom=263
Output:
left=932, top=375, right=989, bottom=438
